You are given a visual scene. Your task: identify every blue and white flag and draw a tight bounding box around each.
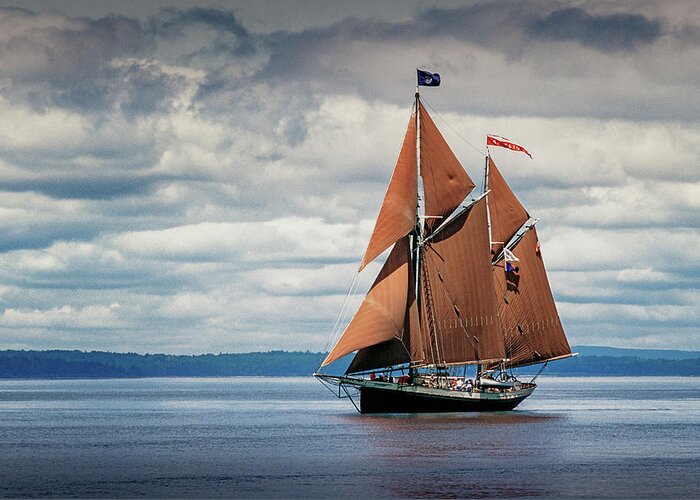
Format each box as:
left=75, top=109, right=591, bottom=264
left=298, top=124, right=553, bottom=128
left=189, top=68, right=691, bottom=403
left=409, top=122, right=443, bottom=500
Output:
left=417, top=69, right=440, bottom=87
left=504, top=248, right=520, bottom=273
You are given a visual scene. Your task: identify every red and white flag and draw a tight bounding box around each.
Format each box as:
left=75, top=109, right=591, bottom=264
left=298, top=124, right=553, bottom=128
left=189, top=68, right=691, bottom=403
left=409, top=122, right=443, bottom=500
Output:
left=487, top=135, right=532, bottom=158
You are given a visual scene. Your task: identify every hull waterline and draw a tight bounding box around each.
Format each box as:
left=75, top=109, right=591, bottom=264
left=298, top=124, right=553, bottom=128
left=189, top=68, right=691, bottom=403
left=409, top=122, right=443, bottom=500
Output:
left=315, top=374, right=535, bottom=414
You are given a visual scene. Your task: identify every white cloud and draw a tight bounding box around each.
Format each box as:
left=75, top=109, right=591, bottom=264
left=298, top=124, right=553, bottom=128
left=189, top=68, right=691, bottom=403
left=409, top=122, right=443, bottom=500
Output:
left=111, top=217, right=366, bottom=262
left=2, top=303, right=121, bottom=329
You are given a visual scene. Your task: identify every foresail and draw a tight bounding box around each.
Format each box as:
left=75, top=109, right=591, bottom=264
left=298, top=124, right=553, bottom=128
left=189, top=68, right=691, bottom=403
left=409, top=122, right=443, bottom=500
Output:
left=420, top=197, right=504, bottom=365
left=346, top=239, right=421, bottom=373
left=419, top=104, right=475, bottom=235
left=322, top=236, right=412, bottom=368
left=492, top=228, right=571, bottom=368
left=487, top=156, right=529, bottom=255
left=359, top=113, right=417, bottom=272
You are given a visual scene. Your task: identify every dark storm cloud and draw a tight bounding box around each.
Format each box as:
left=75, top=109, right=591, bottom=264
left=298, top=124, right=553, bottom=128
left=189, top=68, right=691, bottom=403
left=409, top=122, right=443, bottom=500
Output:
left=153, top=7, right=256, bottom=59
left=258, top=1, right=666, bottom=85
left=0, top=8, right=146, bottom=111
left=259, top=17, right=412, bottom=85
left=528, top=7, right=663, bottom=52
left=0, top=6, right=257, bottom=115
left=0, top=8, right=145, bottom=80
left=422, top=4, right=664, bottom=53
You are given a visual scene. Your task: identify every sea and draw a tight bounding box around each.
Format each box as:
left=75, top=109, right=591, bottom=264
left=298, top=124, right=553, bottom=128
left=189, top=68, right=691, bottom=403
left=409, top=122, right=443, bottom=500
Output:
left=0, top=376, right=698, bottom=498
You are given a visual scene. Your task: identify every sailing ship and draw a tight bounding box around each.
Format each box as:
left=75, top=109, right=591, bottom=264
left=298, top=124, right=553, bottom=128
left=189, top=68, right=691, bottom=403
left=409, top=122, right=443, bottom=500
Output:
left=315, top=72, right=573, bottom=413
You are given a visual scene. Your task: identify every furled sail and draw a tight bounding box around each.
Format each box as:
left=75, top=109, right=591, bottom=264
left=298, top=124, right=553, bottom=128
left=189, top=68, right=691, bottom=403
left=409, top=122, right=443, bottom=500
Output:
left=487, top=156, right=529, bottom=255
left=419, top=104, right=475, bottom=234
left=420, top=197, right=504, bottom=365
left=492, top=228, right=571, bottom=368
left=359, top=114, right=417, bottom=272
left=321, top=236, right=413, bottom=367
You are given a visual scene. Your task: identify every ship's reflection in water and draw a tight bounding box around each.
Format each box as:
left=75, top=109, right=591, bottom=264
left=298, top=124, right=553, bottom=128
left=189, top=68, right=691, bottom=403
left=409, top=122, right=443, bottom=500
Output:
left=336, top=412, right=564, bottom=498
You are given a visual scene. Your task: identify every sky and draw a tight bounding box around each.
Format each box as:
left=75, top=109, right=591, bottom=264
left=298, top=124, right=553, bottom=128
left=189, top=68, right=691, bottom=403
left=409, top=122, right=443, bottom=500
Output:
left=0, top=0, right=698, bottom=354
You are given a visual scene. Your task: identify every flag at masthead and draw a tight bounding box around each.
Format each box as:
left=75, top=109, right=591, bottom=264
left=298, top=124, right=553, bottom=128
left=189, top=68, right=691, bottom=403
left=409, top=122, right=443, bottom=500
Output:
left=417, top=69, right=440, bottom=87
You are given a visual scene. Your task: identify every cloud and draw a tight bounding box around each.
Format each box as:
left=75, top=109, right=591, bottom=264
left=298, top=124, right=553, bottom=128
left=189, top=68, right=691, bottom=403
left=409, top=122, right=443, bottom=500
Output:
left=2, top=303, right=122, bottom=329
left=528, top=7, right=663, bottom=52
left=0, top=1, right=699, bottom=354
left=111, top=217, right=366, bottom=263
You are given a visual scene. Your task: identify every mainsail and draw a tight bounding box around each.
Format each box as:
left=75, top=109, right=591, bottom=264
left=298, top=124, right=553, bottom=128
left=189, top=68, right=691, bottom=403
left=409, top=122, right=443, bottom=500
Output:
left=420, top=197, right=504, bottom=366
left=321, top=95, right=570, bottom=376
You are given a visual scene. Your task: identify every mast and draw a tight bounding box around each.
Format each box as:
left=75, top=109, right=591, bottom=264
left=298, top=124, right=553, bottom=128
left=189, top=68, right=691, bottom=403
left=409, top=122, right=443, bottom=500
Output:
left=479, top=154, right=491, bottom=383
left=483, top=153, right=493, bottom=250
left=414, top=89, right=442, bottom=367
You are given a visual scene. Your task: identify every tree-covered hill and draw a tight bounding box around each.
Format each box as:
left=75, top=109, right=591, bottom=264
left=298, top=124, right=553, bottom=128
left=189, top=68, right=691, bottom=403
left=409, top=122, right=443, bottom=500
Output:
left=0, top=347, right=698, bottom=379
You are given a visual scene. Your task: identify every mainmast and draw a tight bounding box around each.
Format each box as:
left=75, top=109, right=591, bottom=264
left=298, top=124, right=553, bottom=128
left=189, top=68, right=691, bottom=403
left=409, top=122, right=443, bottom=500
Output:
left=414, top=89, right=443, bottom=367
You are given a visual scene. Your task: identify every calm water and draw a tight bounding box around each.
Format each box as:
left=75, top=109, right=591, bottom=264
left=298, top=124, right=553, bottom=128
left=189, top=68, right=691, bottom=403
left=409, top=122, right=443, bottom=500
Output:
left=0, top=376, right=698, bottom=498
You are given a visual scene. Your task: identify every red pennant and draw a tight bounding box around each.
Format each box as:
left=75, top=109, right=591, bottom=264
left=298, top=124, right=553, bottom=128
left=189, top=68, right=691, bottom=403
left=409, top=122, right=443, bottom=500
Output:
left=487, top=135, right=532, bottom=158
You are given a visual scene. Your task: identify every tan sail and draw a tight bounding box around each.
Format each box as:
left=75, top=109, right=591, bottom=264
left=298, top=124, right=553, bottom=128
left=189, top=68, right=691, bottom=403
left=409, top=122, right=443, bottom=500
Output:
left=488, top=156, right=529, bottom=255
left=419, top=104, right=475, bottom=234
left=420, top=197, right=504, bottom=365
left=359, top=114, right=417, bottom=272
left=492, top=228, right=571, bottom=368
left=322, top=236, right=413, bottom=367
left=346, top=240, right=421, bottom=373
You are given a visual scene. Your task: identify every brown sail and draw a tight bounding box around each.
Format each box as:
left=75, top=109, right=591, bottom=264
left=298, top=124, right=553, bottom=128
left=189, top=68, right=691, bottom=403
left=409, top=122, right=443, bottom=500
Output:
left=420, top=197, right=504, bottom=365
left=492, top=228, right=571, bottom=367
left=321, top=236, right=413, bottom=367
left=419, top=104, right=475, bottom=234
left=488, top=156, right=529, bottom=255
left=346, top=240, right=421, bottom=373
left=359, top=114, right=417, bottom=272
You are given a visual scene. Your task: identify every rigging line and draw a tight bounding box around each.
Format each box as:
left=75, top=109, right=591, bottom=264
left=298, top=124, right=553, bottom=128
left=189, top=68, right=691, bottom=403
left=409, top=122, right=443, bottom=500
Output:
left=419, top=254, right=439, bottom=367
left=421, top=97, right=487, bottom=157
left=318, top=270, right=361, bottom=369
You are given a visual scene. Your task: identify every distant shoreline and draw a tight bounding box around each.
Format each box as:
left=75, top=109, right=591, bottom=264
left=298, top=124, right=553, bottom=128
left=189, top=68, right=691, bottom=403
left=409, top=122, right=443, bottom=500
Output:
left=0, top=347, right=698, bottom=379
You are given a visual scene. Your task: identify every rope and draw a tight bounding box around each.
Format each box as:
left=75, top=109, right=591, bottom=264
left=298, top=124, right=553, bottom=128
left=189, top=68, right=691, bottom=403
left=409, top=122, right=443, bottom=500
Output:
left=317, top=270, right=361, bottom=371
left=421, top=97, right=487, bottom=157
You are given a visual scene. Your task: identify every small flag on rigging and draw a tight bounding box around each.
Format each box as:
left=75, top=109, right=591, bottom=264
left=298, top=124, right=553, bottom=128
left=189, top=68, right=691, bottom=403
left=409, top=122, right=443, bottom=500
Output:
left=417, top=69, right=440, bottom=87
left=504, top=248, right=520, bottom=273
left=487, top=134, right=533, bottom=158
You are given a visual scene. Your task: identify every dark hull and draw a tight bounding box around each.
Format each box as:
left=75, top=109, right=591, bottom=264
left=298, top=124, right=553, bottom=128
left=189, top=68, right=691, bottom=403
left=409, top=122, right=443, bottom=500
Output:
left=359, top=385, right=530, bottom=414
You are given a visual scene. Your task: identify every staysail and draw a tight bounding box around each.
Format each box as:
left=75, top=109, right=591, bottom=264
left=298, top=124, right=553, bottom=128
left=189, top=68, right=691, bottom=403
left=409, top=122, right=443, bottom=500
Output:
left=321, top=236, right=413, bottom=367
left=492, top=227, right=571, bottom=367
left=346, top=260, right=420, bottom=373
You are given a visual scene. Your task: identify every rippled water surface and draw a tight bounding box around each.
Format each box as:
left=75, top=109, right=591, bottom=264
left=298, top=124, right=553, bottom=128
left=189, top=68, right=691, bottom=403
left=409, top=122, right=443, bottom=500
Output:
left=0, top=376, right=698, bottom=498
